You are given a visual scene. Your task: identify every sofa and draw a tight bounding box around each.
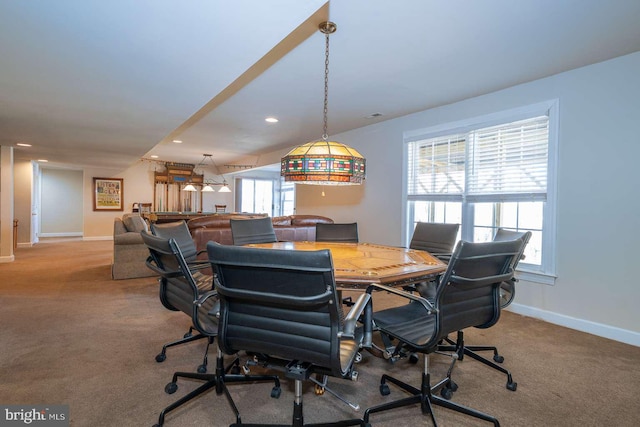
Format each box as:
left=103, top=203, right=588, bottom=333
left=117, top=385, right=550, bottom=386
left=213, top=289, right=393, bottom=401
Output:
left=112, top=213, right=156, bottom=280
left=188, top=214, right=334, bottom=254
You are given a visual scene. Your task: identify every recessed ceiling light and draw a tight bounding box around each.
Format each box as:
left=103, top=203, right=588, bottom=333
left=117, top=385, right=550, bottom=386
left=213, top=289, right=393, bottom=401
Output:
left=172, top=139, right=183, bottom=144
left=37, top=159, right=48, bottom=163
left=265, top=117, right=279, bottom=123
left=17, top=142, right=32, bottom=147
left=150, top=155, right=159, bottom=159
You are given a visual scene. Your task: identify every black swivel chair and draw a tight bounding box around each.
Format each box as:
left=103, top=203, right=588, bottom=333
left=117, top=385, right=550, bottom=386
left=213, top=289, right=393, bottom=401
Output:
left=141, top=232, right=281, bottom=427
left=315, top=222, right=359, bottom=243
left=408, top=222, right=460, bottom=299
left=409, top=222, right=460, bottom=262
left=492, top=228, right=532, bottom=308
left=436, top=229, right=532, bottom=395
left=148, top=221, right=213, bottom=367
left=150, top=220, right=209, bottom=272
left=208, top=242, right=373, bottom=427
left=363, top=239, right=522, bottom=427
left=229, top=216, right=278, bottom=245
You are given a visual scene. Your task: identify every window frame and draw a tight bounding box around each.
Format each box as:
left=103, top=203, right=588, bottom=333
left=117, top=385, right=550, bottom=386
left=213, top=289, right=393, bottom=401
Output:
left=403, top=100, right=559, bottom=285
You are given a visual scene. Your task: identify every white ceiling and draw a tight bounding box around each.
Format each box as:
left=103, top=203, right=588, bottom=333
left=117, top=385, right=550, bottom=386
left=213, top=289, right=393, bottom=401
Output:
left=2, top=0, right=640, bottom=175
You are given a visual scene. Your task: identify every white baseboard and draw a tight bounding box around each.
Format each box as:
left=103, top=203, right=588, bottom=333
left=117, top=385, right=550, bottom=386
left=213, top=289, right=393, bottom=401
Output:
left=508, top=303, right=640, bottom=347
left=83, top=236, right=112, bottom=241
left=0, top=255, right=15, bottom=263
left=39, top=232, right=83, bottom=237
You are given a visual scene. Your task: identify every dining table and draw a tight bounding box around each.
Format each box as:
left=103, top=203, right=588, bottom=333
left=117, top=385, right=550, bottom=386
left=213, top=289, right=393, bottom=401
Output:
left=246, top=241, right=447, bottom=290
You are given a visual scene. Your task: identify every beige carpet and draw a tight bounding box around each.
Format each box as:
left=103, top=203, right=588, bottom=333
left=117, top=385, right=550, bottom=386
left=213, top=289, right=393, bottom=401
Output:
left=1, top=240, right=639, bottom=426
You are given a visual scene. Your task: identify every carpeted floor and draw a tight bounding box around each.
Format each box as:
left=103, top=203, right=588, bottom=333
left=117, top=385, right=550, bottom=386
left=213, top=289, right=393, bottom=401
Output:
left=1, top=240, right=639, bottom=426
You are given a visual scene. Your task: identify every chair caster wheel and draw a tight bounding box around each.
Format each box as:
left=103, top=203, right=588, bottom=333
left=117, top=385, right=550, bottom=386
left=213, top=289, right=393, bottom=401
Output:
left=197, top=364, right=207, bottom=374
left=314, top=384, right=325, bottom=395
left=380, top=383, right=390, bottom=396
left=354, top=352, right=363, bottom=363
left=165, top=382, right=178, bottom=394
left=408, top=353, right=419, bottom=364
left=493, top=354, right=504, bottom=363
left=155, top=353, right=166, bottom=363
left=271, top=387, right=281, bottom=398
left=449, top=380, right=458, bottom=392
left=440, top=387, right=453, bottom=400
left=507, top=381, right=517, bottom=391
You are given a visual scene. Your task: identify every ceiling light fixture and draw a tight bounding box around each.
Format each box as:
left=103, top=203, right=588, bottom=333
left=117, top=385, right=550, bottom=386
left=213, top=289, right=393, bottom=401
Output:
left=265, top=117, right=279, bottom=123
left=172, top=139, right=183, bottom=144
left=17, top=142, right=32, bottom=147
left=193, top=153, right=232, bottom=193
left=281, top=21, right=366, bottom=185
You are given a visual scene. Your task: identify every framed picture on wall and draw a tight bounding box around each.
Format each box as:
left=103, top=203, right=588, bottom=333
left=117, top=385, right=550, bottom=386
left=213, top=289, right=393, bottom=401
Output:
left=93, top=177, right=124, bottom=211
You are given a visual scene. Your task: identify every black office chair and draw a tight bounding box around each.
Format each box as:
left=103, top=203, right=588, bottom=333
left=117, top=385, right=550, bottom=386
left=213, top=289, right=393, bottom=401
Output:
left=208, top=242, right=373, bottom=427
left=315, top=222, right=359, bottom=243
left=148, top=221, right=213, bottom=366
left=408, top=222, right=460, bottom=299
left=229, top=216, right=277, bottom=245
left=436, top=229, right=532, bottom=396
left=363, top=239, right=522, bottom=427
left=142, top=232, right=281, bottom=427
left=409, top=222, right=460, bottom=261
left=493, top=228, right=532, bottom=308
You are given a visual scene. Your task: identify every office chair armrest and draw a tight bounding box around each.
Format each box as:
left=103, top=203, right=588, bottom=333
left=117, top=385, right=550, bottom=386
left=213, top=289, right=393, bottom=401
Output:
left=192, top=290, right=220, bottom=334
left=366, top=283, right=437, bottom=314
left=194, top=289, right=218, bottom=309
left=340, top=293, right=372, bottom=347
left=145, top=256, right=183, bottom=278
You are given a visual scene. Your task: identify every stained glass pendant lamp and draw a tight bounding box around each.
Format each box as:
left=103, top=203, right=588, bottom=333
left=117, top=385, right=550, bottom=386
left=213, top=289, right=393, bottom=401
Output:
left=281, top=21, right=366, bottom=185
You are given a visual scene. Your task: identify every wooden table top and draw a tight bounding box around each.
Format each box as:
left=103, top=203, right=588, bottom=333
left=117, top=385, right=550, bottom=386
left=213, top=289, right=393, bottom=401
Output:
left=247, top=241, right=447, bottom=289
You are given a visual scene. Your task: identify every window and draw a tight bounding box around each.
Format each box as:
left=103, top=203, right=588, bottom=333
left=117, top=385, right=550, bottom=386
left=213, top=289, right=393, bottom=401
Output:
left=280, top=180, right=295, bottom=216
left=239, top=178, right=274, bottom=215
left=405, top=101, right=558, bottom=283
left=237, top=176, right=295, bottom=216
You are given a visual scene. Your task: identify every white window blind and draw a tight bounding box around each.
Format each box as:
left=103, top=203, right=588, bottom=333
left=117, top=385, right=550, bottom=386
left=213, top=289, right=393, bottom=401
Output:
left=408, top=116, right=549, bottom=202
left=407, top=133, right=466, bottom=199
left=467, top=116, right=549, bottom=202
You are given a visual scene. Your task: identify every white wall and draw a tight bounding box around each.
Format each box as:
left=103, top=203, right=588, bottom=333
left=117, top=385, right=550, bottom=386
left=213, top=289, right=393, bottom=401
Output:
left=40, top=168, right=83, bottom=236
left=296, top=51, right=640, bottom=344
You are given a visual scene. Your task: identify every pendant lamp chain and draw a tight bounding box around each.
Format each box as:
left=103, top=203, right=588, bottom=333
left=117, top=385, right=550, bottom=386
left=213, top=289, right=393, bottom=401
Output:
left=322, top=26, right=331, bottom=141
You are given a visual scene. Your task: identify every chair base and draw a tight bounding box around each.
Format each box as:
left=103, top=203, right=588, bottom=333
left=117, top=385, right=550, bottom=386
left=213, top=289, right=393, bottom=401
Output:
left=439, top=331, right=517, bottom=391
left=155, top=326, right=207, bottom=365
left=154, top=354, right=281, bottom=426
left=363, top=372, right=499, bottom=427
left=229, top=383, right=364, bottom=427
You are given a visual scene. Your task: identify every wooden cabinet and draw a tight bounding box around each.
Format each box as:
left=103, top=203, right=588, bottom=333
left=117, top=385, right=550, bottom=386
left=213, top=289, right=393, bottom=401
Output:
left=153, top=162, right=204, bottom=212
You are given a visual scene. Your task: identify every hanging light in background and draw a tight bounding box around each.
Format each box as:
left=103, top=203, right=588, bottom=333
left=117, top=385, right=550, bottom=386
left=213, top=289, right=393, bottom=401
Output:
left=194, top=154, right=232, bottom=192
left=281, top=21, right=366, bottom=185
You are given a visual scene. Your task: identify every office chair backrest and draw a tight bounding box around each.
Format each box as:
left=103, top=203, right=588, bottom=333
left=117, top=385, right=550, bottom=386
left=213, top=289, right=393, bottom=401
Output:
left=409, top=222, right=460, bottom=257
left=315, top=222, right=359, bottom=243
left=493, top=228, right=532, bottom=269
left=229, top=217, right=277, bottom=246
left=429, top=239, right=522, bottom=346
left=151, top=220, right=198, bottom=261
left=208, top=242, right=342, bottom=372
left=141, top=232, right=217, bottom=336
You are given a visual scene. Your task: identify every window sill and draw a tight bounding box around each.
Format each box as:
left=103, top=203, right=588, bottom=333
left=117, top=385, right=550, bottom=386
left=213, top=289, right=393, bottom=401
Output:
left=516, top=269, right=556, bottom=286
